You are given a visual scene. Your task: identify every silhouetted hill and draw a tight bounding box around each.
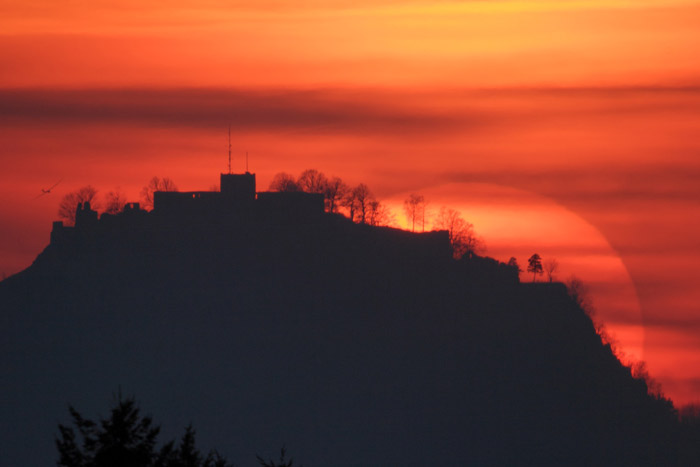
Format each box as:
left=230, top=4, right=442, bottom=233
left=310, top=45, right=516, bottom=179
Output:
left=0, top=211, right=679, bottom=466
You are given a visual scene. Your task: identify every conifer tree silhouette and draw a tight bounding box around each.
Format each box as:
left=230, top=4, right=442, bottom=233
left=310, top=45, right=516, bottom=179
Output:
left=56, top=393, right=232, bottom=467
left=527, top=253, right=543, bottom=282
left=256, top=447, right=300, bottom=467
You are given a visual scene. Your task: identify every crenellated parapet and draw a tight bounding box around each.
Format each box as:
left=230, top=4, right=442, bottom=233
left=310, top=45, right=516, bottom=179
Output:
left=50, top=201, right=148, bottom=245
left=75, top=201, right=98, bottom=230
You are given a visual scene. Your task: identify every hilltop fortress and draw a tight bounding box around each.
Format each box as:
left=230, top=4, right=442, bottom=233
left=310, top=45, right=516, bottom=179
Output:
left=48, top=171, right=462, bottom=267
left=11, top=172, right=675, bottom=467
left=51, top=171, right=325, bottom=244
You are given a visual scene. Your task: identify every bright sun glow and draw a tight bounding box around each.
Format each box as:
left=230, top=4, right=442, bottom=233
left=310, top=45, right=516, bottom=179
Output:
left=386, top=182, right=644, bottom=363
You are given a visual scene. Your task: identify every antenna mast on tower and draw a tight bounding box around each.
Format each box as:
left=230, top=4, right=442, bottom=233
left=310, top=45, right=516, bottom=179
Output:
left=228, top=124, right=232, bottom=174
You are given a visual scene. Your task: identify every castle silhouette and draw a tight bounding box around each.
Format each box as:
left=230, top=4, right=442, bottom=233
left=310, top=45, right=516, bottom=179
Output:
left=50, top=171, right=327, bottom=245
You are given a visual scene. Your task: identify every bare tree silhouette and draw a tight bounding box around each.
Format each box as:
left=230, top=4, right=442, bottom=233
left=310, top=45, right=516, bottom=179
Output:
left=141, top=177, right=178, bottom=210
left=296, top=169, right=327, bottom=194
left=366, top=200, right=394, bottom=226
left=566, top=275, right=592, bottom=312
left=341, top=187, right=358, bottom=221
left=543, top=258, right=559, bottom=283
left=347, top=184, right=372, bottom=224
left=269, top=173, right=300, bottom=192
left=104, top=188, right=128, bottom=215
left=434, top=207, right=483, bottom=258
left=403, top=194, right=426, bottom=232
left=323, top=176, right=348, bottom=213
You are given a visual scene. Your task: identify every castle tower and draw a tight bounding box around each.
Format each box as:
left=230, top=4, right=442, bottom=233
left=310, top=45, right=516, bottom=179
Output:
left=220, top=172, right=256, bottom=200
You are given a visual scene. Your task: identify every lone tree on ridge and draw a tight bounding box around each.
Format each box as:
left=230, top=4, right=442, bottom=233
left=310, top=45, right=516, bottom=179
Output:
left=403, top=193, right=426, bottom=232
left=527, top=253, right=543, bottom=282
left=543, top=258, right=559, bottom=283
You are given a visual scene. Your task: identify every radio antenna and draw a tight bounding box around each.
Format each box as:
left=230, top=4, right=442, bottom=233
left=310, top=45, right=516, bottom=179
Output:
left=228, top=124, right=232, bottom=174
left=246, top=151, right=249, bottom=173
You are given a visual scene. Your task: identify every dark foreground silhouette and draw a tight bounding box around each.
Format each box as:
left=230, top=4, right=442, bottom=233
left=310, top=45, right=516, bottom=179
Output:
left=57, top=393, right=231, bottom=467
left=57, top=392, right=302, bottom=467
left=0, top=201, right=693, bottom=466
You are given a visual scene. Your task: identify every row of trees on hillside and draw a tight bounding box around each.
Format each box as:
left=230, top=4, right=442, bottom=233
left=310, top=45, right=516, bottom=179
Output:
left=526, top=254, right=559, bottom=282
left=401, top=193, right=484, bottom=258
left=269, top=169, right=484, bottom=258
left=268, top=169, right=393, bottom=226
left=506, top=254, right=559, bottom=282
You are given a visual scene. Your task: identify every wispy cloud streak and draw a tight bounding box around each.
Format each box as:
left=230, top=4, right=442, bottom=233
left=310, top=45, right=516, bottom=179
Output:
left=0, top=88, right=477, bottom=134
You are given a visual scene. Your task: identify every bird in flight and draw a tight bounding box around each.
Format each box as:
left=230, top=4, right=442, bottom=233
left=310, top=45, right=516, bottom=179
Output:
left=33, top=177, right=63, bottom=200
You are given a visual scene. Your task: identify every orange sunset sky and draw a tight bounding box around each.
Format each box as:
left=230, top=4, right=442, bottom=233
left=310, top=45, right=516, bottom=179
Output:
left=2, top=0, right=700, bottom=405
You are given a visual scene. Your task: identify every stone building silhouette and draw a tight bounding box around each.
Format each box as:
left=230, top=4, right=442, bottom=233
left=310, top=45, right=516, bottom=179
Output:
left=51, top=171, right=325, bottom=244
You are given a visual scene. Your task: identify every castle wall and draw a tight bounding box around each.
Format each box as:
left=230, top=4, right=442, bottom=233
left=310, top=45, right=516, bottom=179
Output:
left=153, top=191, right=228, bottom=214
left=50, top=221, right=73, bottom=245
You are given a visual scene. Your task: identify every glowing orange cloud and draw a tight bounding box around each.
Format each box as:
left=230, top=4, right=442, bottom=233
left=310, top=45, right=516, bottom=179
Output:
left=2, top=1, right=700, bottom=87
